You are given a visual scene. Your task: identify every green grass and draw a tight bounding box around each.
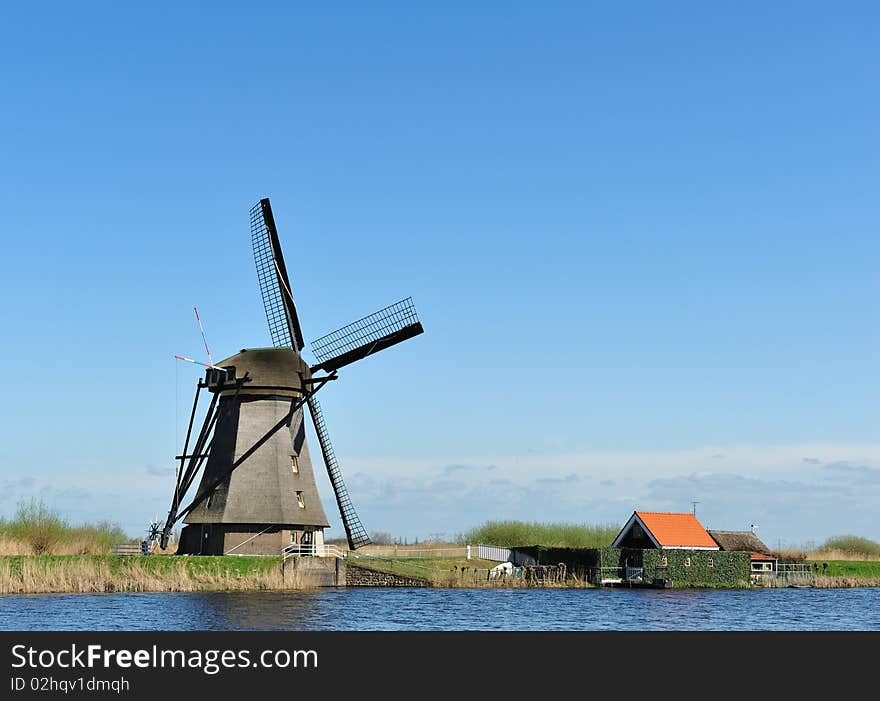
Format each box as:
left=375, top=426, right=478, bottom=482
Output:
left=808, top=560, right=880, bottom=578
left=348, top=555, right=497, bottom=584
left=0, top=554, right=280, bottom=578
left=455, top=520, right=619, bottom=548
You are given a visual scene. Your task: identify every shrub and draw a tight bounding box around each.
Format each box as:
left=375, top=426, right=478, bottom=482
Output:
left=821, top=535, right=880, bottom=558
left=455, top=520, right=620, bottom=548
left=2, top=499, right=68, bottom=554
left=0, top=499, right=130, bottom=555
left=369, top=531, right=400, bottom=545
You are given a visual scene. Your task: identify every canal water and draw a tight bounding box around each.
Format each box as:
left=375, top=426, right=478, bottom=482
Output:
left=1, top=587, right=878, bottom=630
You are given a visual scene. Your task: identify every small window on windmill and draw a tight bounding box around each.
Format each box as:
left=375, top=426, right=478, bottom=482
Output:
left=290, top=454, right=299, bottom=474
left=296, top=491, right=305, bottom=508
left=206, top=494, right=213, bottom=509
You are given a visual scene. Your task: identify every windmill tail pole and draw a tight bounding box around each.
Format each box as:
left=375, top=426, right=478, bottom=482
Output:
left=194, top=306, right=215, bottom=368
left=174, top=355, right=227, bottom=372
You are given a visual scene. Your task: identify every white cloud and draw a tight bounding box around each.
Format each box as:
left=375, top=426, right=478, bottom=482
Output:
left=336, top=443, right=880, bottom=542
left=3, top=442, right=878, bottom=544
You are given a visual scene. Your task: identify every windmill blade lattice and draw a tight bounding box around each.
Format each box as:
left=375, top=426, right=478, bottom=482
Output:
left=306, top=396, right=371, bottom=549
left=310, top=297, right=423, bottom=373
left=250, top=200, right=302, bottom=350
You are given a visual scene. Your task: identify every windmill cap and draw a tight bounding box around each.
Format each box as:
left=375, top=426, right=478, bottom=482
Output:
left=213, top=347, right=310, bottom=397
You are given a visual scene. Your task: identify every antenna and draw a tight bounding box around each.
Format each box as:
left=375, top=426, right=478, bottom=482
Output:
left=691, top=501, right=700, bottom=516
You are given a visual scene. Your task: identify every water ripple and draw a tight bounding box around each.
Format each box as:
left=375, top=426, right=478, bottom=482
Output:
left=0, top=587, right=877, bottom=631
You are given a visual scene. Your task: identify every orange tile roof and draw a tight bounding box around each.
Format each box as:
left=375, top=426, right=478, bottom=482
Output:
left=635, top=511, right=718, bottom=548
left=751, top=552, right=776, bottom=560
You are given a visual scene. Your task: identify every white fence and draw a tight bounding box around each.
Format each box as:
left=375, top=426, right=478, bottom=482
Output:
left=112, top=542, right=151, bottom=555
left=355, top=546, right=468, bottom=558
left=477, top=544, right=512, bottom=562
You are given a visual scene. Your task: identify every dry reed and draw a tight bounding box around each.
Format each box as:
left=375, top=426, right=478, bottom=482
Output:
left=762, top=574, right=880, bottom=589
left=0, top=535, right=119, bottom=556
left=805, top=549, right=880, bottom=562
left=0, top=557, right=302, bottom=595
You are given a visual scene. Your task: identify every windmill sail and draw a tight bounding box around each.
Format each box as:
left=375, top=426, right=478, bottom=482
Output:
left=307, top=396, right=371, bottom=549
left=250, top=198, right=305, bottom=351
left=310, top=298, right=424, bottom=373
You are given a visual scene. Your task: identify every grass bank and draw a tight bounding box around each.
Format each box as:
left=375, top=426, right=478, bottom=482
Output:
left=0, top=555, right=293, bottom=594
left=805, top=559, right=880, bottom=584
left=808, top=560, right=880, bottom=577
left=350, top=554, right=880, bottom=590
left=348, top=555, right=597, bottom=588
left=349, top=555, right=500, bottom=587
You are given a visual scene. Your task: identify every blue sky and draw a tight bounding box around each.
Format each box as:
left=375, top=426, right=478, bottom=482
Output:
left=0, top=3, right=878, bottom=546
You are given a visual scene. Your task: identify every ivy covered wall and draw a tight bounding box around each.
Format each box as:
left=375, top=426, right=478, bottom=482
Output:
left=597, top=547, right=750, bottom=587
left=643, top=549, right=750, bottom=586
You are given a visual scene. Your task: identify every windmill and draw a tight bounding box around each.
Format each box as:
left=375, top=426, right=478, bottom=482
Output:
left=159, top=198, right=423, bottom=555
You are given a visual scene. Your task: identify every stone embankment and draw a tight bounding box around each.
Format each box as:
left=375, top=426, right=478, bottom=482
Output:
left=345, top=564, right=429, bottom=587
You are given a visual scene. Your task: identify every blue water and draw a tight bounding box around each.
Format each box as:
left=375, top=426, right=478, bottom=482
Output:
left=1, top=587, right=878, bottom=630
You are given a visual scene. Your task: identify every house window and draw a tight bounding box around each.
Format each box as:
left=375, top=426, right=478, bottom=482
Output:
left=661, top=556, right=668, bottom=567
left=290, top=532, right=297, bottom=544
left=290, top=455, right=299, bottom=474
left=728, top=556, right=735, bottom=566
left=708, top=556, right=714, bottom=568
left=684, top=557, right=691, bottom=568
left=296, top=491, right=305, bottom=508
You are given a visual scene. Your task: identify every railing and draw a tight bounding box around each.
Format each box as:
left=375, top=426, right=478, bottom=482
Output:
left=625, top=566, right=644, bottom=583
left=282, top=543, right=348, bottom=561
left=774, top=563, right=815, bottom=586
